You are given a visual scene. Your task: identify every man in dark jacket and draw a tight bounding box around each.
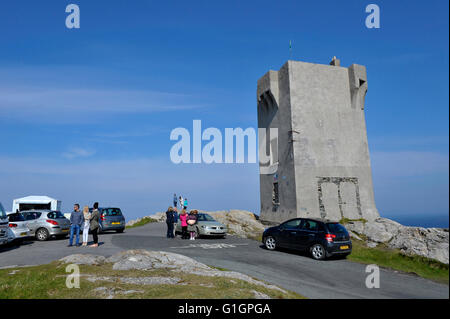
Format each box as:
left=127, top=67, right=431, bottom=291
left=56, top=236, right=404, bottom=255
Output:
left=166, top=207, right=175, bottom=238
left=68, top=203, right=83, bottom=247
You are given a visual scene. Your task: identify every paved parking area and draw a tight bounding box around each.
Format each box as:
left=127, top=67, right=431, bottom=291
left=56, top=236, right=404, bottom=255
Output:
left=1, top=222, right=448, bottom=299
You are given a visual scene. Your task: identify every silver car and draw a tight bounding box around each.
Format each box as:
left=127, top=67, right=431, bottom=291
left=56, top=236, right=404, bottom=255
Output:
left=0, top=202, right=9, bottom=246
left=21, top=210, right=71, bottom=241
left=175, top=213, right=228, bottom=238
left=7, top=212, right=31, bottom=242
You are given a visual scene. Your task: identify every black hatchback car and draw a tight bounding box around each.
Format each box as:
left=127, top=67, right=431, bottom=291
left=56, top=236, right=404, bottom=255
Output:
left=262, top=218, right=352, bottom=260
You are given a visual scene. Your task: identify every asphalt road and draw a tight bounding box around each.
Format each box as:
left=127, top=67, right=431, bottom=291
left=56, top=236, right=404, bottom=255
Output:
left=0, top=222, right=448, bottom=299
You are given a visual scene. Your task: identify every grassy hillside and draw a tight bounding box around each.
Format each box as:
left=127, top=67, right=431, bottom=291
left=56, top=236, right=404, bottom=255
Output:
left=348, top=239, right=448, bottom=284
left=126, top=217, right=158, bottom=229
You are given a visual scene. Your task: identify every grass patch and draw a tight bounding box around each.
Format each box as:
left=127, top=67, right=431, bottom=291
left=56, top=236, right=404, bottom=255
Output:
left=0, top=262, right=305, bottom=299
left=348, top=239, right=449, bottom=284
left=126, top=217, right=158, bottom=229
left=339, top=218, right=367, bottom=225
left=208, top=265, right=229, bottom=271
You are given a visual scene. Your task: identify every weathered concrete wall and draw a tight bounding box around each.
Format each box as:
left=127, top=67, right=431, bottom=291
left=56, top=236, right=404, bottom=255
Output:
left=257, top=59, right=379, bottom=223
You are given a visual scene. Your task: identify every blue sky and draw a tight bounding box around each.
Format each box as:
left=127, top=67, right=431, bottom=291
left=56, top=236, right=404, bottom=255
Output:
left=0, top=0, right=448, bottom=226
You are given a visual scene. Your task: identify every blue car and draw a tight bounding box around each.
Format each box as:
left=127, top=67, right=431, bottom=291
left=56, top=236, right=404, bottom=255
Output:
left=90, top=207, right=126, bottom=233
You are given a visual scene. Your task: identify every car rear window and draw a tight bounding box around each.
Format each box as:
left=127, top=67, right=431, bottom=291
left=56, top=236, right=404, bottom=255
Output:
left=102, top=208, right=122, bottom=216
left=326, top=223, right=348, bottom=235
left=47, top=211, right=65, bottom=219
left=8, top=213, right=25, bottom=222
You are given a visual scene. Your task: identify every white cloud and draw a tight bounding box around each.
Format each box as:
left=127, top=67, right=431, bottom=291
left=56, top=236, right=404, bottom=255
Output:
left=61, top=147, right=96, bottom=159
left=0, top=86, right=205, bottom=123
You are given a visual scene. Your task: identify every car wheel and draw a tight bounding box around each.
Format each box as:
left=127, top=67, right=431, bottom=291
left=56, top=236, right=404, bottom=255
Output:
left=264, top=236, right=277, bottom=250
left=310, top=244, right=326, bottom=260
left=36, top=228, right=50, bottom=241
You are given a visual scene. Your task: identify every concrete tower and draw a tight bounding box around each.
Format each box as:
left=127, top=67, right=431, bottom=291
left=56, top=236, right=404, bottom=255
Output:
left=257, top=58, right=379, bottom=223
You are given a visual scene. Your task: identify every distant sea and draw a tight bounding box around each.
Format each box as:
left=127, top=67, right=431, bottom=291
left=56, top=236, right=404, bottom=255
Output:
left=383, top=214, right=449, bottom=229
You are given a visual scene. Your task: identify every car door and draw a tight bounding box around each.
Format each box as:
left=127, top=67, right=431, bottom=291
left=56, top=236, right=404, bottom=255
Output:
left=277, top=219, right=302, bottom=249
left=23, top=212, right=39, bottom=235
left=291, top=219, right=320, bottom=250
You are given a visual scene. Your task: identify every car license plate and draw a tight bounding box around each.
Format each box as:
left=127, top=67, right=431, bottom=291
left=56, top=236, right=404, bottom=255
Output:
left=62, top=229, right=69, bottom=233
left=20, top=232, right=27, bottom=236
left=340, top=245, right=349, bottom=250
left=112, top=222, right=120, bottom=225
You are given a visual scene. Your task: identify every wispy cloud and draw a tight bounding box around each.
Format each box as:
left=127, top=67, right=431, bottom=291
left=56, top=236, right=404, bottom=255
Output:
left=0, top=86, right=205, bottom=122
left=62, top=147, right=96, bottom=159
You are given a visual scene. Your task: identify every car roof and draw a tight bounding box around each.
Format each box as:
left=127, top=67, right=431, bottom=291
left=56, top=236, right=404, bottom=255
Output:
left=20, top=210, right=58, bottom=213
left=286, top=217, right=339, bottom=224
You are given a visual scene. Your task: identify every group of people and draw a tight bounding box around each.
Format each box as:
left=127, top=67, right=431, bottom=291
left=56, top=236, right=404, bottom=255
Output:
left=68, top=202, right=101, bottom=247
left=173, top=193, right=188, bottom=211
left=165, top=206, right=199, bottom=240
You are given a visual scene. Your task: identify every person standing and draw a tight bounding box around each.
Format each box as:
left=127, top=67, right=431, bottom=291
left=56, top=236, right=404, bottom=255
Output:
left=68, top=204, right=83, bottom=247
left=183, top=198, right=188, bottom=210
left=179, top=209, right=188, bottom=239
left=179, top=195, right=183, bottom=211
left=187, top=210, right=198, bottom=240
left=165, top=207, right=175, bottom=238
left=173, top=207, right=179, bottom=224
left=89, top=202, right=100, bottom=248
left=173, top=194, right=177, bottom=208
left=81, top=206, right=91, bottom=246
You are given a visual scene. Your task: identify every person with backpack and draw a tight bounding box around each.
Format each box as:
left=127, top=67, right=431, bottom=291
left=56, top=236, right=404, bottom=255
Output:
left=165, top=207, right=175, bottom=238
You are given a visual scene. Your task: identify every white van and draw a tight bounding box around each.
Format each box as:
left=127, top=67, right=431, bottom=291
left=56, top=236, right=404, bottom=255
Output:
left=0, top=202, right=9, bottom=246
left=12, top=196, right=61, bottom=213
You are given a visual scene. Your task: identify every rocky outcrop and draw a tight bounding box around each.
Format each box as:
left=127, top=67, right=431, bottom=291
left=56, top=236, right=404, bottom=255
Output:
left=59, top=249, right=287, bottom=294
left=204, top=210, right=265, bottom=239
left=345, top=218, right=449, bottom=264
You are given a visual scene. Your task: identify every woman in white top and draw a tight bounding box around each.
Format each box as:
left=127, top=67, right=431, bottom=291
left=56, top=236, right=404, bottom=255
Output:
left=82, top=206, right=91, bottom=246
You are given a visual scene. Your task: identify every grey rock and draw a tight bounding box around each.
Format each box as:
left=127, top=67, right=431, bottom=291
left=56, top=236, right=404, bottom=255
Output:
left=366, top=241, right=378, bottom=248
left=87, top=275, right=180, bottom=285
left=107, top=249, right=212, bottom=272
left=59, top=254, right=106, bottom=265
left=252, top=290, right=271, bottom=299
left=120, top=276, right=181, bottom=285
left=346, top=217, right=449, bottom=264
